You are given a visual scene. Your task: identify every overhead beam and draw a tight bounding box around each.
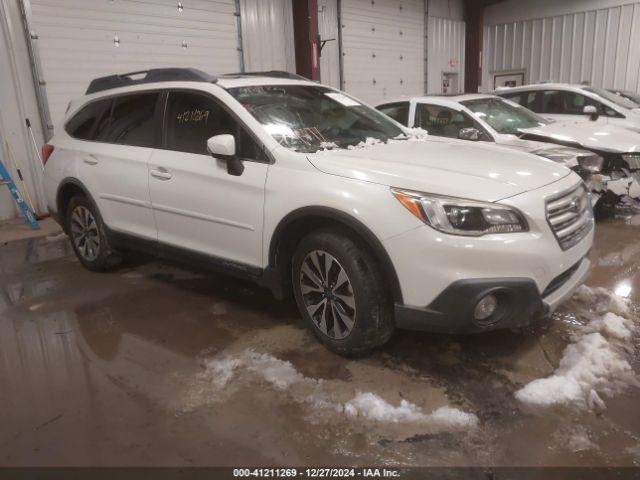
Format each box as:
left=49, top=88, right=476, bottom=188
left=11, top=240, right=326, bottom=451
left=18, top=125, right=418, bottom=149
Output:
left=463, top=0, right=484, bottom=93
left=292, top=0, right=320, bottom=81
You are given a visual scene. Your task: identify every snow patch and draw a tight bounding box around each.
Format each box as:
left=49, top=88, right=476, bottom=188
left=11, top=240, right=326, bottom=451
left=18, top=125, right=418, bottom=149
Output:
left=347, top=137, right=384, bottom=150
left=205, top=350, right=307, bottom=390
left=204, top=350, right=477, bottom=430
left=403, top=127, right=430, bottom=140
left=515, top=286, right=638, bottom=409
left=342, top=392, right=478, bottom=429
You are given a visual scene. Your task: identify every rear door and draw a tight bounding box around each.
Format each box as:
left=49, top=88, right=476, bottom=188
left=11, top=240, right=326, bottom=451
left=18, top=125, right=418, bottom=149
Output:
left=148, top=90, right=268, bottom=267
left=68, top=92, right=160, bottom=240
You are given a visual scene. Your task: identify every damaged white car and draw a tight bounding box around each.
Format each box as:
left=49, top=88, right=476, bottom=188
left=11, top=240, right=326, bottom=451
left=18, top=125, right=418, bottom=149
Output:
left=377, top=94, right=640, bottom=218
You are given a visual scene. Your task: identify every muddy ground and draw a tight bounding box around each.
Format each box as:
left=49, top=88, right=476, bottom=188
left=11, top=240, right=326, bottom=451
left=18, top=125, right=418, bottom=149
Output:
left=0, top=215, right=638, bottom=467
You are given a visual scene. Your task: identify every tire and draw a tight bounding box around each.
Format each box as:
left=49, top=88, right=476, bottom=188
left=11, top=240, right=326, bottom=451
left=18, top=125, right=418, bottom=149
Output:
left=291, top=229, right=394, bottom=356
left=65, top=194, right=120, bottom=271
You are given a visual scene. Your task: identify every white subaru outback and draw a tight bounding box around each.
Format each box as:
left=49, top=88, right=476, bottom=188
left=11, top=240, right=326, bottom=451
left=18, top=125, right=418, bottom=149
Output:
left=42, top=68, right=594, bottom=355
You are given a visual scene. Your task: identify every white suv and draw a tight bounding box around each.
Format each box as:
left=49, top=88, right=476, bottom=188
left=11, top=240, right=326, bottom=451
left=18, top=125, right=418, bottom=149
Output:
left=42, top=68, right=594, bottom=355
left=497, top=83, right=640, bottom=133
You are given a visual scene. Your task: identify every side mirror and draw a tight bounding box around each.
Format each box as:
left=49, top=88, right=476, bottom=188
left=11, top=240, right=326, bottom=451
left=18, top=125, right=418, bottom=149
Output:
left=583, top=105, right=599, bottom=121
left=458, top=127, right=482, bottom=141
left=207, top=134, right=244, bottom=176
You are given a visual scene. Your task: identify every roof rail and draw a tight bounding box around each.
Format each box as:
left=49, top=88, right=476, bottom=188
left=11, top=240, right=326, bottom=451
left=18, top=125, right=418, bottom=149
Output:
left=218, top=70, right=308, bottom=81
left=85, top=68, right=217, bottom=94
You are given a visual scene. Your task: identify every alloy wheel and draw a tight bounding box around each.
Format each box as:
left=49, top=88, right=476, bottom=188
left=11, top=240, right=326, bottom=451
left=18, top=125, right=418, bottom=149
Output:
left=70, top=205, right=100, bottom=262
left=299, top=250, right=356, bottom=339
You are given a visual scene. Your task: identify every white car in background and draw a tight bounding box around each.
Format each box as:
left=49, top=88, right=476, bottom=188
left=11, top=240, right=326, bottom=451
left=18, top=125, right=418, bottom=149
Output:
left=608, top=89, right=640, bottom=105
left=496, top=83, right=640, bottom=133
left=42, top=68, right=593, bottom=355
left=376, top=94, right=640, bottom=218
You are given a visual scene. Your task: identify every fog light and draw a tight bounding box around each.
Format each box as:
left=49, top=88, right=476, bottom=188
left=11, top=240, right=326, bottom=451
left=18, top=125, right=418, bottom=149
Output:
left=474, top=294, right=498, bottom=321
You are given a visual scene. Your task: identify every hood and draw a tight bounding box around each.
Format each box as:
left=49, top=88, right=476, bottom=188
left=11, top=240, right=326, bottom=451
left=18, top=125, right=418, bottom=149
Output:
left=519, top=121, right=640, bottom=153
left=307, top=137, right=571, bottom=202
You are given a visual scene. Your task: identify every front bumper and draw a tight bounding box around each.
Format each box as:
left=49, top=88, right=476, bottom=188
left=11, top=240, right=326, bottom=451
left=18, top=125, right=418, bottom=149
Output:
left=394, top=256, right=590, bottom=333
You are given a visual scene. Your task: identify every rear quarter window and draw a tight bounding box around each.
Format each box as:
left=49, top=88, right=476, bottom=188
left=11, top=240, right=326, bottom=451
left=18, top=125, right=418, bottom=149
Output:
left=377, top=102, right=410, bottom=125
left=65, top=98, right=111, bottom=140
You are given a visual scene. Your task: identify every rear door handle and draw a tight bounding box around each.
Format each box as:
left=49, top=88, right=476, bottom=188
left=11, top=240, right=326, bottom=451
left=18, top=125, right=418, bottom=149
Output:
left=150, top=167, right=172, bottom=180
left=83, top=154, right=98, bottom=165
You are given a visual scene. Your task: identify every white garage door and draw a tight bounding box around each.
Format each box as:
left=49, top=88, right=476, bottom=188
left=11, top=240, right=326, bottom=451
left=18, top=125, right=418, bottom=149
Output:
left=340, top=0, right=424, bottom=104
left=29, top=0, right=293, bottom=128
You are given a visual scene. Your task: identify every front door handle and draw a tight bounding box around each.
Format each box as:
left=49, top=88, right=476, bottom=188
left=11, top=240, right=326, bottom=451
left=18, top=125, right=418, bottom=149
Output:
left=150, top=167, right=172, bottom=180
left=83, top=154, right=98, bottom=165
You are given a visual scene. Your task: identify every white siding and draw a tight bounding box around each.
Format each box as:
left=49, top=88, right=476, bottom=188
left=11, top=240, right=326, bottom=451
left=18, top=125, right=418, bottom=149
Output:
left=427, top=16, right=465, bottom=94
left=30, top=0, right=241, bottom=127
left=340, top=0, right=424, bottom=104
left=240, top=0, right=295, bottom=73
left=483, top=0, right=640, bottom=93
left=318, top=0, right=340, bottom=89
left=1, top=0, right=47, bottom=220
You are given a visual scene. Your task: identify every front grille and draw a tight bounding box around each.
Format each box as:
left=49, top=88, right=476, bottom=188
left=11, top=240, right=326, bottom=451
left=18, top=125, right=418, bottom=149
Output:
left=545, top=183, right=593, bottom=251
left=542, top=260, right=582, bottom=297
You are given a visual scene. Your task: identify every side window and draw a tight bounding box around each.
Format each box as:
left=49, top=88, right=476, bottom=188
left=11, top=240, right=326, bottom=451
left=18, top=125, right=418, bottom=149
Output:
left=503, top=92, right=539, bottom=112
left=377, top=102, right=410, bottom=125
left=415, top=104, right=478, bottom=139
left=541, top=90, right=599, bottom=115
left=95, top=93, right=160, bottom=147
left=65, top=98, right=111, bottom=140
left=561, top=92, right=600, bottom=115
left=165, top=91, right=265, bottom=160
left=541, top=91, right=566, bottom=114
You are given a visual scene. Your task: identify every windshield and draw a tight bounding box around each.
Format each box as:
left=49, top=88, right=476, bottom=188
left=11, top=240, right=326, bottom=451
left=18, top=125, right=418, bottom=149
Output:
left=461, top=97, right=549, bottom=135
left=227, top=85, right=405, bottom=153
left=582, top=86, right=639, bottom=109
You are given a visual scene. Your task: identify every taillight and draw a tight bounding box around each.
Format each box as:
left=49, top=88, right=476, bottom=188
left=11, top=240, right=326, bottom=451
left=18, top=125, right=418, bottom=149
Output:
left=42, top=144, right=54, bottom=165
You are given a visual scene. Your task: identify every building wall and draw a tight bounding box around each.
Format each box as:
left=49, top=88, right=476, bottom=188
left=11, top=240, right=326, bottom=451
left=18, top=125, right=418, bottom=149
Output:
left=240, top=0, right=295, bottom=73
left=340, top=0, right=425, bottom=104
left=482, top=0, right=640, bottom=92
left=0, top=0, right=47, bottom=221
left=426, top=10, right=465, bottom=94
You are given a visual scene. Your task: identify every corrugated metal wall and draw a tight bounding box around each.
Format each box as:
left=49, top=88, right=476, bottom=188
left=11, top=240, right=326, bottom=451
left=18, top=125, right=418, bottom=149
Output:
left=426, top=16, right=465, bottom=93
left=240, top=0, right=295, bottom=73
left=483, top=1, right=640, bottom=92
left=30, top=0, right=242, bottom=127
left=340, top=0, right=425, bottom=104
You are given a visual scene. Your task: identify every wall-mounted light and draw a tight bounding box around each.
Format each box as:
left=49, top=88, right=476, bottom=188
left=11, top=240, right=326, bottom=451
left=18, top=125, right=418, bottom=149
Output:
left=113, top=34, right=120, bottom=47
left=177, top=2, right=184, bottom=12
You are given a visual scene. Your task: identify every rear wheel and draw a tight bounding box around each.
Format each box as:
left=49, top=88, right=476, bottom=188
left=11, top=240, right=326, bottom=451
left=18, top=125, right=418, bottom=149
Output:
left=292, top=229, right=394, bottom=356
left=66, top=195, right=120, bottom=271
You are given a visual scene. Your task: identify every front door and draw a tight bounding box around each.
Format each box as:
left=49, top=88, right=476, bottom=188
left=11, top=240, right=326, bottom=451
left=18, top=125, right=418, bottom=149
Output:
left=148, top=90, right=268, bottom=267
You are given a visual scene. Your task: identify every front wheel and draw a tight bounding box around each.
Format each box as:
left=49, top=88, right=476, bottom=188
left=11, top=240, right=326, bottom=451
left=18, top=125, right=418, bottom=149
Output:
left=292, top=229, right=394, bottom=356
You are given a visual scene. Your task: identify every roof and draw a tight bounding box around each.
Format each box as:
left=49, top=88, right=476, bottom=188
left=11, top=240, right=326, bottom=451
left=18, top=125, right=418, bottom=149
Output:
left=375, top=93, right=499, bottom=106
left=495, top=83, right=587, bottom=93
left=84, top=68, right=317, bottom=95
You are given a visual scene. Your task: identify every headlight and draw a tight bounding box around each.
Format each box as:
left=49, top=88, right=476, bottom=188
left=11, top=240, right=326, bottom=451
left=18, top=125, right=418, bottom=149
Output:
left=391, top=189, right=528, bottom=236
left=622, top=153, right=640, bottom=170
left=577, top=153, right=604, bottom=173
left=532, top=147, right=603, bottom=173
